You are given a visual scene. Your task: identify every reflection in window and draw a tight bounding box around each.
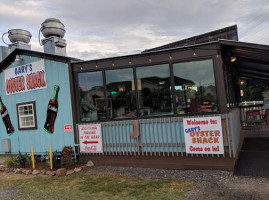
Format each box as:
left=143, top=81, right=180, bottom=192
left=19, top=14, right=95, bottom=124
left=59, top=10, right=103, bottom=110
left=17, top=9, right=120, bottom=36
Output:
left=136, top=64, right=172, bottom=116
left=106, top=68, right=136, bottom=118
left=78, top=71, right=106, bottom=121
left=173, top=59, right=217, bottom=114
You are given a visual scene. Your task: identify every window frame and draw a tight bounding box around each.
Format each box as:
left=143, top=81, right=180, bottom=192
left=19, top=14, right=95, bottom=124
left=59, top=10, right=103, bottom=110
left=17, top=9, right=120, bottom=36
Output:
left=105, top=67, right=137, bottom=119
left=75, top=56, right=220, bottom=123
left=171, top=58, right=218, bottom=114
left=77, top=70, right=106, bottom=122
left=16, top=101, right=37, bottom=130
left=135, top=63, right=173, bottom=116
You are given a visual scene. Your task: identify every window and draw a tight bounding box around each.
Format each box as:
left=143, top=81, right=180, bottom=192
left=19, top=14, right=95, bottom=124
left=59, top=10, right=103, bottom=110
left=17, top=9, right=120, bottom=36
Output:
left=173, top=59, right=217, bottom=114
left=106, top=68, right=137, bottom=119
left=136, top=64, right=172, bottom=116
left=78, top=71, right=106, bottom=121
left=17, top=101, right=37, bottom=130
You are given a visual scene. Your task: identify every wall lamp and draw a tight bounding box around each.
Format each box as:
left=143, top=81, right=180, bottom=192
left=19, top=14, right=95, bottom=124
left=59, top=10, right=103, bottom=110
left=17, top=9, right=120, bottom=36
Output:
left=230, top=56, right=236, bottom=62
left=15, top=55, right=23, bottom=65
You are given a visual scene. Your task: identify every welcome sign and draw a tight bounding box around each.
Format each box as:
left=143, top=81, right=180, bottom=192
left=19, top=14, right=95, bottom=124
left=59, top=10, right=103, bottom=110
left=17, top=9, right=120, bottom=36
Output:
left=183, top=116, right=224, bottom=154
left=5, top=59, right=47, bottom=95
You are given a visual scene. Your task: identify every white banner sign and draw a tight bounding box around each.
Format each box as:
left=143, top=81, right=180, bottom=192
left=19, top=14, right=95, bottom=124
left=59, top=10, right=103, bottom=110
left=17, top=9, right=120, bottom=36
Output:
left=183, top=116, right=224, bottom=154
left=5, top=59, right=47, bottom=95
left=79, top=124, right=103, bottom=153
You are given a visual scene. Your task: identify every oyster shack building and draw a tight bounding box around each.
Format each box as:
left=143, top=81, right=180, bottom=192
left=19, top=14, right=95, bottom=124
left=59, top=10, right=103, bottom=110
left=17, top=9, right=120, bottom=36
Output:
left=1, top=21, right=268, bottom=170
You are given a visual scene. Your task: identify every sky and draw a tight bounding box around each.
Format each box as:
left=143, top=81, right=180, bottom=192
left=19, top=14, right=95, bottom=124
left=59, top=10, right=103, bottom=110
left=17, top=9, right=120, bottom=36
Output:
left=0, top=0, right=268, bottom=61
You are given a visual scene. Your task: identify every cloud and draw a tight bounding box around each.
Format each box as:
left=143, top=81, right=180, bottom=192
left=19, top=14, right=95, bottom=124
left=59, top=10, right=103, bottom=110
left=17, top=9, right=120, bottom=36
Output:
left=0, top=0, right=268, bottom=60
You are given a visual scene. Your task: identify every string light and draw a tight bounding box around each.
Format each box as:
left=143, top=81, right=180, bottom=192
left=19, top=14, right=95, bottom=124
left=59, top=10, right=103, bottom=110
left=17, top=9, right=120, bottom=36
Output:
left=193, top=48, right=196, bottom=56
left=216, top=49, right=220, bottom=58
left=230, top=57, right=236, bottom=62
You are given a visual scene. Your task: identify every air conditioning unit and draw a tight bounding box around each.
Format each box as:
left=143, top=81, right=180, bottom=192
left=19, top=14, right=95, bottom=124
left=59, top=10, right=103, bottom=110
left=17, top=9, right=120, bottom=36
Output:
left=2, top=138, right=11, bottom=153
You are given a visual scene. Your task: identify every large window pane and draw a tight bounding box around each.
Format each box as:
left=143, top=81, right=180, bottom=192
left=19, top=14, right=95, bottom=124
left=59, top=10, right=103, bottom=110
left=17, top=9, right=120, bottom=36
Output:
left=78, top=71, right=106, bottom=121
left=173, top=59, right=217, bottom=114
left=106, top=68, right=136, bottom=118
left=136, top=64, right=172, bottom=116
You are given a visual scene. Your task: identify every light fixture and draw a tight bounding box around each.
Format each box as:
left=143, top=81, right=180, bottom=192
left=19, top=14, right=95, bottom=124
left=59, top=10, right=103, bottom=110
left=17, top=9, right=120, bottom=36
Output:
left=193, top=48, right=196, bottom=56
left=15, top=55, right=23, bottom=65
left=216, top=50, right=220, bottom=58
left=230, top=56, right=236, bottom=62
left=80, top=65, right=84, bottom=70
left=149, top=55, right=152, bottom=63
left=96, top=62, right=98, bottom=68
left=129, top=57, right=132, bottom=65
left=112, top=60, right=115, bottom=67
left=169, top=53, right=172, bottom=60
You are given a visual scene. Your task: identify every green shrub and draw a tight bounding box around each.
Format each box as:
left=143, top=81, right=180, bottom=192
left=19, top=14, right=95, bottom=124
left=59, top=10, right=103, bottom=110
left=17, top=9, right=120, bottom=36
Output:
left=4, top=152, right=31, bottom=168
left=4, top=155, right=17, bottom=168
left=16, top=152, right=31, bottom=168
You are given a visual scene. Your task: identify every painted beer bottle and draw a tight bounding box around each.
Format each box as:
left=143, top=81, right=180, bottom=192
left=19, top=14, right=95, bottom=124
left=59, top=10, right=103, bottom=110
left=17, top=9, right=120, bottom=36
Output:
left=0, top=96, right=15, bottom=136
left=44, top=85, right=60, bottom=134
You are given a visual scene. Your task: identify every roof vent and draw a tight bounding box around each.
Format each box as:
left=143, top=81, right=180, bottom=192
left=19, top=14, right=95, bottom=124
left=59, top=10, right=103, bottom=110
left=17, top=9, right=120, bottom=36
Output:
left=40, top=18, right=65, bottom=38
left=40, top=18, right=67, bottom=56
left=8, top=29, right=32, bottom=44
left=0, top=29, right=32, bottom=62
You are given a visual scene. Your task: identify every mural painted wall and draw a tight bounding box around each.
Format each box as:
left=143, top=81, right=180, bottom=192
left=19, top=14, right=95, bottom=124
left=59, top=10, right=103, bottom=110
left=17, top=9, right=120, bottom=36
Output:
left=0, top=55, right=75, bottom=154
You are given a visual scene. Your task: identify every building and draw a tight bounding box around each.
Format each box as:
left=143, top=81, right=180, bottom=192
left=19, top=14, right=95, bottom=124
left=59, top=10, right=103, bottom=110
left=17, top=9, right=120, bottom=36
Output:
left=0, top=20, right=268, bottom=171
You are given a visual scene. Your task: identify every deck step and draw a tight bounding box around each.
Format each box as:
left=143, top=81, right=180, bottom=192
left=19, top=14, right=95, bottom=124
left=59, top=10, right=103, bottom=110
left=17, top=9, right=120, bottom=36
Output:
left=234, top=137, right=269, bottom=176
left=234, top=151, right=269, bottom=176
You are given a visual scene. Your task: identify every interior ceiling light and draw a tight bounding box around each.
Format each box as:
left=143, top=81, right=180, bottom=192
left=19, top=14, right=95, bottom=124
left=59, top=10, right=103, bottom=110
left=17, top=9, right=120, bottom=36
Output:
left=230, top=56, right=236, bottom=62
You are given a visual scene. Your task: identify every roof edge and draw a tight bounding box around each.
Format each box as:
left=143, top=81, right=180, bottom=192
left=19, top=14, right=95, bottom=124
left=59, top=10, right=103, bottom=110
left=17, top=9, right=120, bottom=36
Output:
left=0, top=48, right=82, bottom=71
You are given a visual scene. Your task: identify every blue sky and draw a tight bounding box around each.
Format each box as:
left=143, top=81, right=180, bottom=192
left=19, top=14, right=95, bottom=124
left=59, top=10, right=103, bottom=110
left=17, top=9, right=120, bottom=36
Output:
left=0, top=0, right=268, bottom=60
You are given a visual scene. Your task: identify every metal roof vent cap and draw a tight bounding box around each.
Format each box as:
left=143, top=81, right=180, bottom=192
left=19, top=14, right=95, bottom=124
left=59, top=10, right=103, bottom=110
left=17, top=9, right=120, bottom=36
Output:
left=40, top=18, right=65, bottom=38
left=7, top=29, right=32, bottom=44
left=1, top=29, right=32, bottom=55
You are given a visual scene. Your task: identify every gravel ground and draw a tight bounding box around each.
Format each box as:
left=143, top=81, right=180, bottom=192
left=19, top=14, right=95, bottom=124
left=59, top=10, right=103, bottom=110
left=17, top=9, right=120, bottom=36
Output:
left=86, top=166, right=233, bottom=181
left=0, top=159, right=268, bottom=200
left=86, top=166, right=269, bottom=200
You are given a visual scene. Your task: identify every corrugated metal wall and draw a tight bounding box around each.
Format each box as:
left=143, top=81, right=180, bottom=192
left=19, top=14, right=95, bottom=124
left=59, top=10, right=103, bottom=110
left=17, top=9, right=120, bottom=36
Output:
left=0, top=55, right=74, bottom=154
